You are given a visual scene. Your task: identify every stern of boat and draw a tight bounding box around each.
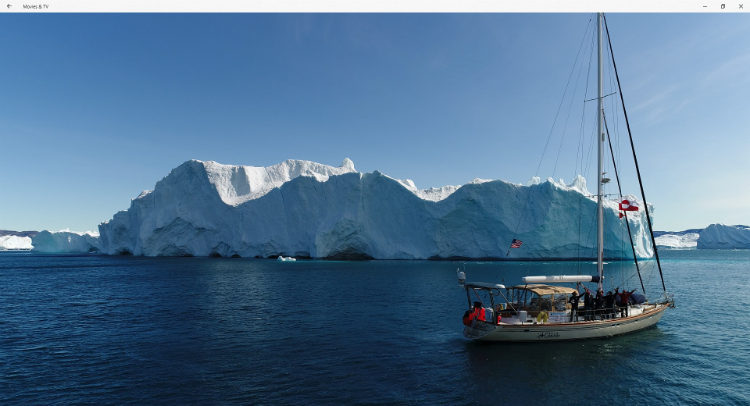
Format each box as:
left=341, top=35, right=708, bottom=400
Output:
left=463, top=321, right=495, bottom=340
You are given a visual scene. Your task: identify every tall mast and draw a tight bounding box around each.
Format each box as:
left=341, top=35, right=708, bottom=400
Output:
left=596, top=12, right=604, bottom=293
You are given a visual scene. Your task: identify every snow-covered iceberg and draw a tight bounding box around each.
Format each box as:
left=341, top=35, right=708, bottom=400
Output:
left=0, top=235, right=33, bottom=250
left=98, top=158, right=656, bottom=260
left=697, top=224, right=750, bottom=249
left=655, top=233, right=700, bottom=249
left=31, top=229, right=102, bottom=253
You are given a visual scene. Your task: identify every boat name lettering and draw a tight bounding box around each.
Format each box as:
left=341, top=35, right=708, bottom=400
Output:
left=537, top=332, right=560, bottom=339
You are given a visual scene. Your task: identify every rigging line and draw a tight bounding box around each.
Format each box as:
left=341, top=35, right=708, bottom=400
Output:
left=583, top=92, right=617, bottom=102
left=580, top=30, right=597, bottom=177
left=604, top=111, right=645, bottom=295
left=554, top=33, right=594, bottom=244
left=573, top=114, right=586, bottom=178
left=573, top=83, right=590, bottom=275
left=622, top=272, right=640, bottom=285
left=579, top=205, right=598, bottom=261
left=583, top=122, right=597, bottom=182
left=604, top=14, right=666, bottom=292
left=552, top=29, right=593, bottom=179
left=644, top=265, right=657, bottom=298
left=506, top=16, right=594, bottom=252
left=574, top=29, right=596, bottom=185
left=532, top=16, right=594, bottom=179
left=573, top=63, right=591, bottom=271
left=574, top=47, right=593, bottom=274
left=614, top=166, right=624, bottom=274
left=575, top=41, right=592, bottom=178
left=605, top=48, right=622, bottom=168
left=606, top=50, right=624, bottom=179
left=576, top=187, right=585, bottom=272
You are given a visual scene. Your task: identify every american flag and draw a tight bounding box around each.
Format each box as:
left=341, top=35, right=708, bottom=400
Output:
left=510, top=239, right=523, bottom=248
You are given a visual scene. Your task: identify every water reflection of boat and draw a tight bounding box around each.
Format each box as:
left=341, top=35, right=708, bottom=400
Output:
left=458, top=13, right=674, bottom=342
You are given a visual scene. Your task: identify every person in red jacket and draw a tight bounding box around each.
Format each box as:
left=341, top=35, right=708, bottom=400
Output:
left=462, top=310, right=473, bottom=326
left=473, top=302, right=486, bottom=322
left=462, top=302, right=486, bottom=326
left=619, top=288, right=637, bottom=317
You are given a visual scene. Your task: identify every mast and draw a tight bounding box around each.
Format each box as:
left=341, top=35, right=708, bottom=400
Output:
left=596, top=12, right=604, bottom=293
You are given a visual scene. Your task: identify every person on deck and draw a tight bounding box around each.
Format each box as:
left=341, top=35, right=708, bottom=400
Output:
left=619, top=289, right=637, bottom=317
left=462, top=310, right=473, bottom=326
left=614, top=287, right=622, bottom=317
left=569, top=285, right=583, bottom=322
left=604, top=291, right=616, bottom=319
left=463, top=302, right=485, bottom=326
left=595, top=289, right=604, bottom=320
left=583, top=289, right=594, bottom=321
left=473, top=301, right=486, bottom=322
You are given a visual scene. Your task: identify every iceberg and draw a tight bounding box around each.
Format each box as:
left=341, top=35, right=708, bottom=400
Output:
left=697, top=224, right=750, bottom=249
left=0, top=235, right=33, bottom=250
left=655, top=233, right=700, bottom=249
left=98, top=159, right=656, bottom=260
left=31, top=229, right=102, bottom=253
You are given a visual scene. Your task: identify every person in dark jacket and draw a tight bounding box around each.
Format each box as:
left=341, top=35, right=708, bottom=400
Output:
left=594, top=289, right=604, bottom=320
left=583, top=289, right=594, bottom=321
left=569, top=286, right=583, bottom=322
left=603, top=291, right=616, bottom=319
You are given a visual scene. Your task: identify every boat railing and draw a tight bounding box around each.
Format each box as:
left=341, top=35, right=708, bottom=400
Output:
left=495, top=301, right=664, bottom=322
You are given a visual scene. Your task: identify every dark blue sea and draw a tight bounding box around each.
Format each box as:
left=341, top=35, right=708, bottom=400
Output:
left=1, top=250, right=748, bottom=405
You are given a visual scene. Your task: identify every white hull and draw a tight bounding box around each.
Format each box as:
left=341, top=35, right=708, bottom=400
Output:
left=464, top=303, right=669, bottom=342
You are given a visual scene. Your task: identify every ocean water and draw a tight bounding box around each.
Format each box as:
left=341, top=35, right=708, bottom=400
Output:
left=1, top=250, right=748, bottom=405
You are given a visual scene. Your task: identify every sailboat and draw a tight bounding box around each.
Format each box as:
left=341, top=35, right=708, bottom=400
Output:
left=459, top=13, right=674, bottom=342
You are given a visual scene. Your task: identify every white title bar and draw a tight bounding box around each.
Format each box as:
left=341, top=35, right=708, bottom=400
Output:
left=2, top=1, right=749, bottom=13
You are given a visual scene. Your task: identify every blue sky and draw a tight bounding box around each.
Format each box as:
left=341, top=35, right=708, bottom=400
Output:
left=1, top=13, right=748, bottom=233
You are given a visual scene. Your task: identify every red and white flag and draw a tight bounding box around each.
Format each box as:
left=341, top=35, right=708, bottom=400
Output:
left=619, top=197, right=640, bottom=212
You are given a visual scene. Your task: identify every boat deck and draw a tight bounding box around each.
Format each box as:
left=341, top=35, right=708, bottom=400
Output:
left=464, top=303, right=669, bottom=341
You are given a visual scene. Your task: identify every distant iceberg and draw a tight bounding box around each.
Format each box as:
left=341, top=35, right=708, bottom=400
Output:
left=655, top=233, right=700, bottom=249
left=98, top=158, right=655, bottom=259
left=31, top=229, right=102, bottom=253
left=0, top=235, right=33, bottom=250
left=697, top=224, right=750, bottom=249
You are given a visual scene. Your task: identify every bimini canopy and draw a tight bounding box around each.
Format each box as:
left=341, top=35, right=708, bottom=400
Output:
left=464, top=282, right=506, bottom=290
left=507, top=284, right=579, bottom=296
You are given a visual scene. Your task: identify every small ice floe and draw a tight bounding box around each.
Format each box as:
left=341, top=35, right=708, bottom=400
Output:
left=277, top=256, right=296, bottom=262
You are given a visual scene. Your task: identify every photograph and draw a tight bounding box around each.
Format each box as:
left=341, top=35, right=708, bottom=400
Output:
left=1, top=3, right=749, bottom=404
